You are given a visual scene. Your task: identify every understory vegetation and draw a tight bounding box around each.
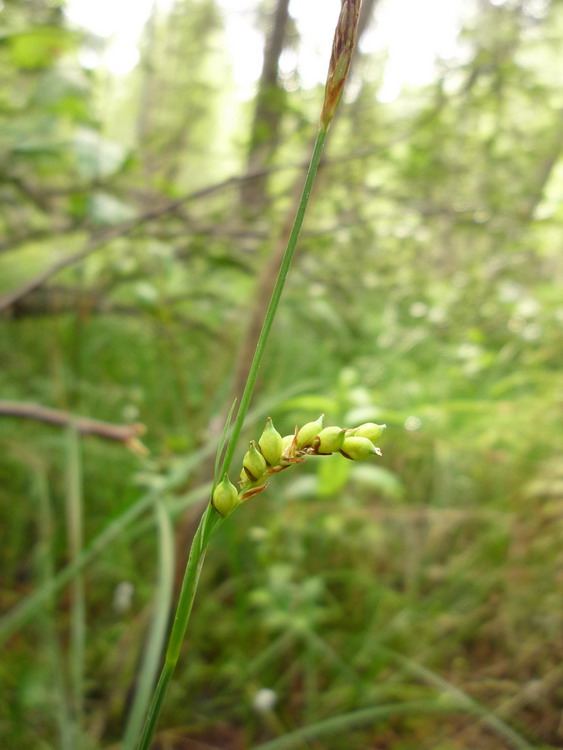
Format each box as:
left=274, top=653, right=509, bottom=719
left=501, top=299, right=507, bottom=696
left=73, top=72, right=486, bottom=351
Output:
left=1, top=0, right=563, bottom=748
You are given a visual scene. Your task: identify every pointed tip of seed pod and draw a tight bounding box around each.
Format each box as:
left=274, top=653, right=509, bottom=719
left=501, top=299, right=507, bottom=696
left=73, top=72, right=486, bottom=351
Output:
left=353, top=423, right=387, bottom=442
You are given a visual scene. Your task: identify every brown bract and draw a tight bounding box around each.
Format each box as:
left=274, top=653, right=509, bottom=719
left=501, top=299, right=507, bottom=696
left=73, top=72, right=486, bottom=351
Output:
left=320, top=0, right=362, bottom=128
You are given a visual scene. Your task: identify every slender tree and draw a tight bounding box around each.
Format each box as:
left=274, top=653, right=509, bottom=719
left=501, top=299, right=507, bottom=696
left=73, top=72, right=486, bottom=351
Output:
left=241, top=0, right=292, bottom=212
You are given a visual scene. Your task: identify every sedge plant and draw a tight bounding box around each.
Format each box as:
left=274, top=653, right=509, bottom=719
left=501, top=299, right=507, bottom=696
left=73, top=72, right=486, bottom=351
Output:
left=136, top=2, right=373, bottom=747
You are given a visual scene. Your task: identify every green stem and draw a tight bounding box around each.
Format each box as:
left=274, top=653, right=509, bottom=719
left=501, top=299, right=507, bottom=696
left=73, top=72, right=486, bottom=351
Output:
left=35, top=472, right=74, bottom=750
left=219, top=125, right=329, bottom=479
left=122, top=501, right=175, bottom=750
left=136, top=504, right=217, bottom=750
left=136, top=125, right=330, bottom=749
left=65, top=428, right=85, bottom=742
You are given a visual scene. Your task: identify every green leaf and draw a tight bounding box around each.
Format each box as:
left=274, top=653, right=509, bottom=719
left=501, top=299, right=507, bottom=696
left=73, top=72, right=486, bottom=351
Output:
left=285, top=475, right=318, bottom=500
left=343, top=405, right=386, bottom=425
left=32, top=69, right=92, bottom=120
left=316, top=454, right=350, bottom=497
left=281, top=395, right=339, bottom=415
left=133, top=282, right=159, bottom=307
left=71, top=129, right=128, bottom=179
left=2, top=27, right=77, bottom=70
left=351, top=465, right=404, bottom=501
left=88, top=191, right=136, bottom=225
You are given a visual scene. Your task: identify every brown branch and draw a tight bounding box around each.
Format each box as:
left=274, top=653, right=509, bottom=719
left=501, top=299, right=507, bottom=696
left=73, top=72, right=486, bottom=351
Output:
left=0, top=400, right=147, bottom=453
left=0, top=222, right=84, bottom=255
left=0, top=127, right=425, bottom=316
left=0, top=170, right=273, bottom=314
left=4, top=175, right=54, bottom=214
left=6, top=285, right=229, bottom=341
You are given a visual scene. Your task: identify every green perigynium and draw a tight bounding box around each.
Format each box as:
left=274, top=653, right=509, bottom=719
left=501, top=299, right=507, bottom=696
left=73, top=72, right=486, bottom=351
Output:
left=214, top=414, right=384, bottom=516
left=258, top=417, right=283, bottom=466
left=211, top=475, right=240, bottom=517
left=349, top=422, right=387, bottom=442
left=314, top=425, right=346, bottom=454
left=296, top=414, right=324, bottom=449
left=340, top=435, right=381, bottom=461
left=242, top=440, right=267, bottom=482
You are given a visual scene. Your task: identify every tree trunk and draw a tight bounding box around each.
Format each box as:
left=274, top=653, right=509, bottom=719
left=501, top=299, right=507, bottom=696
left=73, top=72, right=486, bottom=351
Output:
left=240, top=0, right=292, bottom=213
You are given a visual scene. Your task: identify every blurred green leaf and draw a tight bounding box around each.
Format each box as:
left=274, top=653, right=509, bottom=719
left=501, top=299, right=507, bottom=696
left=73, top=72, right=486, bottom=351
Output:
left=316, top=454, right=351, bottom=497
left=350, top=465, right=405, bottom=501
left=88, top=191, right=136, bottom=225
left=1, top=27, right=77, bottom=70
left=70, top=129, right=128, bottom=180
left=281, top=395, right=339, bottom=415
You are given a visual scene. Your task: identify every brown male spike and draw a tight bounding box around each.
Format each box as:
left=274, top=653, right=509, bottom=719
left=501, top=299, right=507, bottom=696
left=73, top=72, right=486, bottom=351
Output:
left=320, top=0, right=363, bottom=128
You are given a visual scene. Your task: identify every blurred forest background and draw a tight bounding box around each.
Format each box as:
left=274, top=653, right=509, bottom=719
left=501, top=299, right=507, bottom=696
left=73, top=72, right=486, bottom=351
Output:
left=1, top=0, right=563, bottom=748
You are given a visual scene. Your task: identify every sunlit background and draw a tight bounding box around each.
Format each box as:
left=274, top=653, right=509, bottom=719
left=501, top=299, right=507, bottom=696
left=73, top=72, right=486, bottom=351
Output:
left=65, top=0, right=467, bottom=98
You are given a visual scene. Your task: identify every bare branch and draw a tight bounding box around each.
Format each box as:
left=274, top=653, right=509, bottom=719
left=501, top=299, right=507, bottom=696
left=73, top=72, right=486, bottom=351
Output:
left=0, top=400, right=147, bottom=453
left=0, top=128, right=427, bottom=315
left=0, top=170, right=271, bottom=314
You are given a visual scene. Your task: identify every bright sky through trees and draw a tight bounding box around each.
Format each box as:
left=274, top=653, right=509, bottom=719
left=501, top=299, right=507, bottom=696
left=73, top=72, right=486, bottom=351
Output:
left=65, top=0, right=466, bottom=101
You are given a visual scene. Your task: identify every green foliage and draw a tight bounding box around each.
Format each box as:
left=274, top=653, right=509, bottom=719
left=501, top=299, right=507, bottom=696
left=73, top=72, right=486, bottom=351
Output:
left=0, top=26, right=77, bottom=70
left=1, top=0, right=563, bottom=748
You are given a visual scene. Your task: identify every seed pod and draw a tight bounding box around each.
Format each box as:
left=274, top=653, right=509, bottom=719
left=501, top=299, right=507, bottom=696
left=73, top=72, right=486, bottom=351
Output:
left=212, top=475, right=241, bottom=516
left=353, top=423, right=387, bottom=442
left=340, top=436, right=381, bottom=461
left=258, top=417, right=283, bottom=466
left=314, top=426, right=346, bottom=454
left=243, top=440, right=267, bottom=481
left=296, top=414, right=324, bottom=449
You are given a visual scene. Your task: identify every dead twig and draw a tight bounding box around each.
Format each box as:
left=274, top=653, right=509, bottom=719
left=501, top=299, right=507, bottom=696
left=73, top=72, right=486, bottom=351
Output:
left=0, top=171, right=269, bottom=314
left=0, top=400, right=147, bottom=453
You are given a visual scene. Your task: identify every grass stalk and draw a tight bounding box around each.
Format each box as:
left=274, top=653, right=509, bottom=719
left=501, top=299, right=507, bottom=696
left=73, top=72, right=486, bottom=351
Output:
left=136, top=123, right=331, bottom=750
left=218, top=125, right=328, bottom=480
left=382, top=648, right=534, bottom=750
left=34, top=471, right=74, bottom=750
left=0, top=380, right=312, bottom=645
left=0, top=481, right=208, bottom=645
left=122, top=501, right=175, bottom=750
left=136, top=503, right=218, bottom=749
left=65, top=428, right=86, bottom=742
left=252, top=700, right=478, bottom=750
left=136, top=2, right=363, bottom=744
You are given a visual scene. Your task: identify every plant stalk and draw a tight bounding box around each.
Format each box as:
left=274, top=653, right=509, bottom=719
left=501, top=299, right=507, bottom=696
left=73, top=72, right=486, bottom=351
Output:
left=136, top=502, right=216, bottom=749
left=219, top=125, right=328, bottom=479
left=136, top=126, right=329, bottom=749
left=65, top=428, right=85, bottom=743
